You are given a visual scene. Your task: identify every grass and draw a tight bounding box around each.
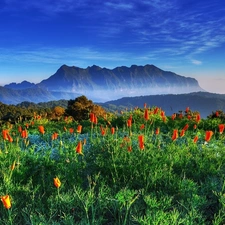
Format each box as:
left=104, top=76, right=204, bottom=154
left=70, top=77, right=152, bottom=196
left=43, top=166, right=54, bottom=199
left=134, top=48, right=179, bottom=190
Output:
left=0, top=107, right=225, bottom=224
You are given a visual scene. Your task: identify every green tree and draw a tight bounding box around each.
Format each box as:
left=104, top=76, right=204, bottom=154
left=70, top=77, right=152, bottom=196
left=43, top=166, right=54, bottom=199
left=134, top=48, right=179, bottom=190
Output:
left=66, top=95, right=106, bottom=121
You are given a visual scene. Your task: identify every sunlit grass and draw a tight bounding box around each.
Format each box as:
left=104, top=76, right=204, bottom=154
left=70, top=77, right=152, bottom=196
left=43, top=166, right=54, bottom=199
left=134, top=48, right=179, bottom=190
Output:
left=0, top=107, right=225, bottom=224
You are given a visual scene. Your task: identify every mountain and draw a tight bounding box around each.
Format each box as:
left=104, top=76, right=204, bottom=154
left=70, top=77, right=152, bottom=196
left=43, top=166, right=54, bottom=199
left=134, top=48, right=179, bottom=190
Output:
left=4, top=80, right=35, bottom=89
left=100, top=92, right=225, bottom=118
left=0, top=64, right=204, bottom=104
left=36, top=64, right=204, bottom=101
left=0, top=86, right=54, bottom=104
left=0, top=86, right=79, bottom=105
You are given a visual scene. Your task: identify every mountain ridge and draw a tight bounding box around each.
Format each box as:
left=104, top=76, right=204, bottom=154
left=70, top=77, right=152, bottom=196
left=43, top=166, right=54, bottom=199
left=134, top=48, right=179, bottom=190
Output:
left=36, top=64, right=204, bottom=101
left=1, top=64, right=204, bottom=104
left=100, top=91, right=225, bottom=118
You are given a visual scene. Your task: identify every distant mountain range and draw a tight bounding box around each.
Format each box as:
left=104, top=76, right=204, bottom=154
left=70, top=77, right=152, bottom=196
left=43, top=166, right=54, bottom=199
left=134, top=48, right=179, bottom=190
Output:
left=101, top=92, right=225, bottom=118
left=3, top=92, right=225, bottom=119
left=0, top=64, right=204, bottom=104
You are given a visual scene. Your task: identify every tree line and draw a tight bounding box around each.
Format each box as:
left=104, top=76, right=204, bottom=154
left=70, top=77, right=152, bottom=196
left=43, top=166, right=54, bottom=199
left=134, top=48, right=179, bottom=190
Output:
left=0, top=96, right=106, bottom=124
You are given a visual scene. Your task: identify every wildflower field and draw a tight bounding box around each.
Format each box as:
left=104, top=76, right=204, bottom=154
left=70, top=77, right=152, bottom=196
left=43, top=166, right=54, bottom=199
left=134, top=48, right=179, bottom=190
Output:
left=0, top=105, right=225, bottom=225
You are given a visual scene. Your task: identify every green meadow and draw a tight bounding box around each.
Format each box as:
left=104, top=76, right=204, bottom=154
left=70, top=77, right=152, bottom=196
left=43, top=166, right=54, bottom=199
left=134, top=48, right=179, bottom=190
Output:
left=0, top=105, right=225, bottom=225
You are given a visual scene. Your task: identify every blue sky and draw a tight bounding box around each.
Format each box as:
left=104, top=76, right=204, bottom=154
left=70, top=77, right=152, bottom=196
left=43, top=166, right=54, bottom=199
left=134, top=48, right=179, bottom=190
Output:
left=0, top=0, right=225, bottom=93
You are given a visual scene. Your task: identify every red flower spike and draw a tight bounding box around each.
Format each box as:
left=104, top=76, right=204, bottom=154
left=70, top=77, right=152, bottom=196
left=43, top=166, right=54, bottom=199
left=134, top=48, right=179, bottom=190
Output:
left=171, top=113, right=176, bottom=120
left=111, top=127, right=115, bottom=135
left=196, top=114, right=201, bottom=123
left=205, top=131, right=213, bottom=142
left=183, top=124, right=189, bottom=131
left=21, top=129, right=28, bottom=139
left=155, top=127, right=160, bottom=135
left=185, top=107, right=190, bottom=113
left=138, top=135, right=144, bottom=150
left=218, top=124, right=224, bottom=134
left=38, top=125, right=45, bottom=135
left=180, top=129, right=185, bottom=137
left=144, top=109, right=149, bottom=120
left=77, top=125, right=82, bottom=133
left=127, top=119, right=132, bottom=127
left=193, top=136, right=198, bottom=143
left=172, top=129, right=178, bottom=141
left=76, top=141, right=83, bottom=155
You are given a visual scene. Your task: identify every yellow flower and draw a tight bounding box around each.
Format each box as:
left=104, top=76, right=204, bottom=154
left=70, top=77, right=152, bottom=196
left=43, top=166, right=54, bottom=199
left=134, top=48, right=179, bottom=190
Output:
left=1, top=195, right=11, bottom=209
left=53, top=177, right=61, bottom=188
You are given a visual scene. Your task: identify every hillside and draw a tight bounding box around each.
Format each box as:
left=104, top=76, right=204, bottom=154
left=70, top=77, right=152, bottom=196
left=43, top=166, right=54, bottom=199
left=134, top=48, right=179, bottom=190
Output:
left=1, top=92, right=225, bottom=119
left=101, top=92, right=225, bottom=118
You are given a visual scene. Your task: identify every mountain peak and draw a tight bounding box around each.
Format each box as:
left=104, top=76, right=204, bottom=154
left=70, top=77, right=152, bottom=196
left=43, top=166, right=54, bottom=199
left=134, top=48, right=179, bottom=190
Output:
left=36, top=64, right=204, bottom=101
left=87, top=65, right=102, bottom=70
left=1, top=64, right=204, bottom=104
left=4, top=80, right=35, bottom=90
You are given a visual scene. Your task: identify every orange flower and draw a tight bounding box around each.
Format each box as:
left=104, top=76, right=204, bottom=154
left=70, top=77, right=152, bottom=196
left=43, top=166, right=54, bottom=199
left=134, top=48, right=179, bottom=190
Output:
left=77, top=125, right=82, bottom=133
left=2, top=129, right=9, bottom=140
left=218, top=124, right=224, bottom=134
left=196, top=114, right=201, bottom=123
left=153, top=107, right=159, bottom=114
left=51, top=132, right=58, bottom=140
left=185, top=107, right=190, bottom=113
left=155, top=127, right=160, bottom=135
left=160, top=111, right=165, bottom=117
left=205, top=131, right=213, bottom=142
left=111, top=127, right=115, bottom=135
left=162, top=116, right=166, bottom=123
left=18, top=126, right=22, bottom=133
left=180, top=129, right=185, bottom=137
left=38, top=125, right=45, bottom=134
left=144, top=109, right=149, bottom=120
left=140, top=124, right=145, bottom=130
left=6, top=133, right=13, bottom=142
left=69, top=128, right=74, bottom=134
left=90, top=113, right=95, bottom=123
left=53, top=177, right=61, bottom=188
left=76, top=141, right=83, bottom=155
left=21, top=129, right=28, bottom=139
left=94, top=115, right=98, bottom=124
left=172, top=129, right=178, bottom=141
left=127, top=119, right=132, bottom=127
left=193, top=136, right=198, bottom=143
left=1, top=195, right=11, bottom=209
left=100, top=126, right=106, bottom=136
left=183, top=124, right=189, bottom=131
left=138, top=135, right=144, bottom=150
left=171, top=113, right=176, bottom=120
left=193, top=124, right=197, bottom=129
left=215, top=111, right=219, bottom=117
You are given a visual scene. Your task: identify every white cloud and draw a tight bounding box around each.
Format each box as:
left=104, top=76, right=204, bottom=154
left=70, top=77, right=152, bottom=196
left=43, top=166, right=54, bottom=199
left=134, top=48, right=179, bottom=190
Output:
left=0, top=46, right=129, bottom=66
left=104, top=2, right=133, bottom=10
left=191, top=59, right=202, bottom=65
